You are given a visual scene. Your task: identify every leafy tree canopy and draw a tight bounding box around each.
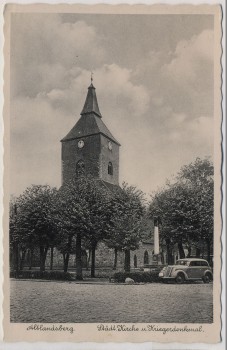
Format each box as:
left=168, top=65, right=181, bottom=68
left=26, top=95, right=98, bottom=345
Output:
left=10, top=185, right=58, bottom=249
left=148, top=157, right=214, bottom=251
left=105, top=182, right=146, bottom=251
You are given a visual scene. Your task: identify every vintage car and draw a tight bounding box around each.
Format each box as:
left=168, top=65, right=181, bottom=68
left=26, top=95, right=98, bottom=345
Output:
left=158, top=258, right=213, bottom=284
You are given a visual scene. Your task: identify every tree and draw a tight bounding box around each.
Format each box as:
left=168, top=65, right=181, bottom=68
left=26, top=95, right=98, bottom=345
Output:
left=178, top=157, right=214, bottom=260
left=54, top=229, right=77, bottom=273
left=54, top=180, right=90, bottom=278
left=9, top=197, right=20, bottom=274
left=78, top=177, right=115, bottom=278
left=150, top=183, right=200, bottom=259
left=10, top=196, right=38, bottom=272
left=149, top=158, right=214, bottom=263
left=55, top=176, right=114, bottom=279
left=106, top=183, right=145, bottom=272
left=12, top=185, right=58, bottom=273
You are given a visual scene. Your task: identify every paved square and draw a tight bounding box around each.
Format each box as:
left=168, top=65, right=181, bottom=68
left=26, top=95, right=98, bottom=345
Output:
left=10, top=279, right=213, bottom=323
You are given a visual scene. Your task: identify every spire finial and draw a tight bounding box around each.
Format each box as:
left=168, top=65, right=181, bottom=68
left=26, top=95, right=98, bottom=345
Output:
left=91, top=71, right=94, bottom=84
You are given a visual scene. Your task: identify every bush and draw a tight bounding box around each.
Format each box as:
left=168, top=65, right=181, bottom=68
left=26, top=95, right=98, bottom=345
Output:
left=113, top=271, right=161, bottom=283
left=10, top=270, right=41, bottom=279
left=42, top=271, right=73, bottom=281
left=82, top=269, right=114, bottom=279
left=10, top=270, right=73, bottom=281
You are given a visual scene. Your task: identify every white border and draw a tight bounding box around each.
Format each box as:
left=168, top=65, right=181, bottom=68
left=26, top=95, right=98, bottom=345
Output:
left=0, top=0, right=225, bottom=349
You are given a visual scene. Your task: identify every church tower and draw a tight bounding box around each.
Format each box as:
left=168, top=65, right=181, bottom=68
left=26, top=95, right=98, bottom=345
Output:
left=61, top=81, right=120, bottom=186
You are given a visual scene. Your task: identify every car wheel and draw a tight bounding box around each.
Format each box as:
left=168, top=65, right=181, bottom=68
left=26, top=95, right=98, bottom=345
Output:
left=203, top=274, right=211, bottom=283
left=175, top=273, right=185, bottom=284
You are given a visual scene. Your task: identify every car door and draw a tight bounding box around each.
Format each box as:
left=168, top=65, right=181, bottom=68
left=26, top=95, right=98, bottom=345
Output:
left=200, top=260, right=209, bottom=276
left=186, top=261, right=201, bottom=279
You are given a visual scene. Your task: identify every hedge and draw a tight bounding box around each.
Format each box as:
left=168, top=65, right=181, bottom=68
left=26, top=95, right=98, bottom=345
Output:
left=113, top=271, right=161, bottom=283
left=10, top=270, right=73, bottom=281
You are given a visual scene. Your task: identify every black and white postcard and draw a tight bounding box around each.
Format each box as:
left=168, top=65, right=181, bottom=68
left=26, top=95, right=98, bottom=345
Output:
left=3, top=3, right=223, bottom=344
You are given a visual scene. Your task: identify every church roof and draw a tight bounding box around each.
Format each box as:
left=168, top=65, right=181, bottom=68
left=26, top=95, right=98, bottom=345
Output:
left=98, top=179, right=122, bottom=193
left=81, top=83, right=102, bottom=118
left=61, top=83, right=120, bottom=145
left=61, top=113, right=120, bottom=144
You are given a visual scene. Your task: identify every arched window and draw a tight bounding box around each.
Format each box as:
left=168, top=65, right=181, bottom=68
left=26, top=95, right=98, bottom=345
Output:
left=108, top=162, right=113, bottom=175
left=134, top=254, right=137, bottom=268
left=76, top=160, right=85, bottom=177
left=144, top=250, right=149, bottom=265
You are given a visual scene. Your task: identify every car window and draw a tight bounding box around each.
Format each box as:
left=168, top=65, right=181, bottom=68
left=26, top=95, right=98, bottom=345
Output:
left=189, top=261, right=209, bottom=266
left=190, top=261, right=200, bottom=266
left=176, top=260, right=188, bottom=265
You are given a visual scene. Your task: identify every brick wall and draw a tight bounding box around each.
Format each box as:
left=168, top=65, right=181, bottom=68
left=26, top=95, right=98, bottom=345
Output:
left=61, top=134, right=100, bottom=184
left=99, top=135, right=119, bottom=185
left=61, top=134, right=119, bottom=186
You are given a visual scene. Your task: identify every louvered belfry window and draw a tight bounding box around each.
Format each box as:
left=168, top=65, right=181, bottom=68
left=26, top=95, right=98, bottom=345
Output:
left=108, top=162, right=113, bottom=175
left=76, top=160, right=85, bottom=176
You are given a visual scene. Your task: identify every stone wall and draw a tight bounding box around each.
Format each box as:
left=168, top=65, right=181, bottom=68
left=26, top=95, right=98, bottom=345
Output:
left=44, top=242, right=159, bottom=270
left=45, top=248, right=75, bottom=269
left=94, top=242, right=124, bottom=268
left=132, top=242, right=154, bottom=267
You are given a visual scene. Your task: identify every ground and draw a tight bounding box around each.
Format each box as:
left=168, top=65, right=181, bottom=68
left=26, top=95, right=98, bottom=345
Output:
left=10, top=279, right=213, bottom=323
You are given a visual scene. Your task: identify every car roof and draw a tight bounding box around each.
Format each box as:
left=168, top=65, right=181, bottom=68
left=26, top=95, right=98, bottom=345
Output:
left=177, top=258, right=208, bottom=261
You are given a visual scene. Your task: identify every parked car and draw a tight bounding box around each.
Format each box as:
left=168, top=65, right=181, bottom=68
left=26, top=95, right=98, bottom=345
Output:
left=158, top=258, right=213, bottom=284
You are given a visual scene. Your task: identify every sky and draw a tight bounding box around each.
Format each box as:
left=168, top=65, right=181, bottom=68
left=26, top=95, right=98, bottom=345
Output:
left=10, top=13, right=214, bottom=197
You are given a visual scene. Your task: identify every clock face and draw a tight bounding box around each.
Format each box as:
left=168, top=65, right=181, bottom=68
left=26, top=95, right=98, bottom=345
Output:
left=108, top=141, right=112, bottom=150
left=78, top=140, right=84, bottom=149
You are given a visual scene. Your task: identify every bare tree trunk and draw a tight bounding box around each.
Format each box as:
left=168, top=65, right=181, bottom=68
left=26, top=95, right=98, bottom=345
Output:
left=178, top=242, right=185, bottom=259
left=113, top=248, right=118, bottom=270
left=87, top=249, right=91, bottom=270
left=63, top=253, right=70, bottom=273
left=63, top=253, right=66, bottom=270
left=196, top=247, right=201, bottom=257
left=91, top=242, right=97, bottom=278
left=124, top=249, right=130, bottom=272
left=206, top=238, right=211, bottom=264
left=166, top=239, right=173, bottom=264
left=13, top=242, right=19, bottom=277
left=29, top=248, right=34, bottom=270
left=43, top=247, right=49, bottom=271
left=20, top=249, right=26, bottom=270
left=40, top=246, right=49, bottom=273
left=63, top=235, right=72, bottom=273
left=40, top=246, right=45, bottom=273
left=50, top=246, right=54, bottom=270
left=186, top=245, right=192, bottom=258
left=75, top=233, right=83, bottom=280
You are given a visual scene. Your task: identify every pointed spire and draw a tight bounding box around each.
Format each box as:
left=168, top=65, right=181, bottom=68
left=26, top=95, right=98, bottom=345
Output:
left=81, top=77, right=102, bottom=118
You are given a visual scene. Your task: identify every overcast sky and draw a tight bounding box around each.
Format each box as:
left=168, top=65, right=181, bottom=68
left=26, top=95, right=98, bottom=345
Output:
left=10, top=13, right=214, bottom=197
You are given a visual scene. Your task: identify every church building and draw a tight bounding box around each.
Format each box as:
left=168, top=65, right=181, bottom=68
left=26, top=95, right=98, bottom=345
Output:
left=42, top=78, right=191, bottom=272
left=55, top=78, right=163, bottom=270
